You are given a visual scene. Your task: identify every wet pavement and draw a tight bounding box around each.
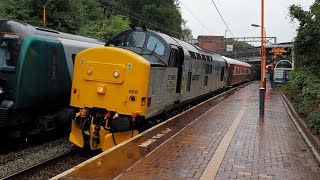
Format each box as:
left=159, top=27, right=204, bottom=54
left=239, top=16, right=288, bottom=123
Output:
left=54, top=82, right=320, bottom=180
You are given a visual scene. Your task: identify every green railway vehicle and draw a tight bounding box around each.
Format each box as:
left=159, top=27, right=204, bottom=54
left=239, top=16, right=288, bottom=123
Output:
left=0, top=20, right=104, bottom=137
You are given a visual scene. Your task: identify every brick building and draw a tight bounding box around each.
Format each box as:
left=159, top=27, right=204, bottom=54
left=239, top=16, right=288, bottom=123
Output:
left=195, top=35, right=224, bottom=53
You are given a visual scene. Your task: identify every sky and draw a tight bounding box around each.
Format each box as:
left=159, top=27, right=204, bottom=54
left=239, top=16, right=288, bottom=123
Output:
left=179, top=0, right=314, bottom=45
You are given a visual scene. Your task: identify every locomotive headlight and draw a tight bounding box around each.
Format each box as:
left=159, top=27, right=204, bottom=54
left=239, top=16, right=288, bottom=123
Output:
left=113, top=71, right=119, bottom=78
left=0, top=87, right=4, bottom=94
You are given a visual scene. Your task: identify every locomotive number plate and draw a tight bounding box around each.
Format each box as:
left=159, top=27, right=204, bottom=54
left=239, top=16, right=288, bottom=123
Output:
left=129, top=89, right=138, bottom=94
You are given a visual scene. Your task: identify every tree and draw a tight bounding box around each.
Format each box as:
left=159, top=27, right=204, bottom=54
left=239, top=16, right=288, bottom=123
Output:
left=289, top=1, right=320, bottom=75
left=0, top=0, right=184, bottom=40
left=225, top=39, right=254, bottom=51
left=78, top=15, right=130, bottom=41
left=286, top=1, right=320, bottom=135
left=106, top=0, right=183, bottom=38
left=181, top=21, right=193, bottom=42
left=0, top=0, right=105, bottom=33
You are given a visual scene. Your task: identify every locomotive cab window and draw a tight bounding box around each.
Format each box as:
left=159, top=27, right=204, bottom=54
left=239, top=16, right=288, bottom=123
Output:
left=146, top=36, right=165, bottom=56
left=0, top=38, right=20, bottom=71
left=169, top=48, right=179, bottom=67
left=0, top=41, right=9, bottom=69
left=107, top=31, right=146, bottom=47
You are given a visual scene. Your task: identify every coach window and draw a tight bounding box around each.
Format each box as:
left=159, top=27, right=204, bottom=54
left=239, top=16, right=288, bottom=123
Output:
left=146, top=36, right=165, bottom=56
left=220, top=67, right=225, bottom=81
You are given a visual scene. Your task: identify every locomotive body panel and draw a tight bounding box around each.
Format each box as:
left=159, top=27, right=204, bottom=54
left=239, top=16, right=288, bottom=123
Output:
left=71, top=47, right=150, bottom=116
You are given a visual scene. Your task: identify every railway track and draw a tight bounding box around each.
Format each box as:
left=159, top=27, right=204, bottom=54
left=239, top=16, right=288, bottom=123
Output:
left=2, top=148, right=76, bottom=180
left=2, top=148, right=99, bottom=180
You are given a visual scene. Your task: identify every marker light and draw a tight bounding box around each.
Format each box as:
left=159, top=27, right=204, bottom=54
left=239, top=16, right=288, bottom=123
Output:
left=113, top=71, right=119, bottom=78
left=87, top=68, right=93, bottom=75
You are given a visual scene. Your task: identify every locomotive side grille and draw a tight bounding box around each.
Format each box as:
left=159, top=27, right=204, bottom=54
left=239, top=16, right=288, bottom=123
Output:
left=0, top=108, right=8, bottom=127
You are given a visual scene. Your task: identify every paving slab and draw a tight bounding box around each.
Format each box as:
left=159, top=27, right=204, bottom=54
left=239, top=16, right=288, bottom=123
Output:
left=117, top=82, right=320, bottom=180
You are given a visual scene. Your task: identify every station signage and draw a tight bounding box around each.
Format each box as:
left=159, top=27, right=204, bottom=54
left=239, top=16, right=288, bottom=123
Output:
left=269, top=47, right=288, bottom=55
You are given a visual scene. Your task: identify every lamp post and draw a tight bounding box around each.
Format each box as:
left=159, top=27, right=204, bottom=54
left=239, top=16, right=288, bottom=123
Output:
left=43, top=0, right=54, bottom=27
left=251, top=0, right=266, bottom=116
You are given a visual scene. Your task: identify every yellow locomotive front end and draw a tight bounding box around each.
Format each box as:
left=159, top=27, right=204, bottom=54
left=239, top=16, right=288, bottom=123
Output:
left=69, top=47, right=150, bottom=151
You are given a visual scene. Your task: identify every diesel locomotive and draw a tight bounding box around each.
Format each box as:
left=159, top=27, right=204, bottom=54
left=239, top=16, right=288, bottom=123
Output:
left=0, top=20, right=104, bottom=137
left=69, top=27, right=251, bottom=151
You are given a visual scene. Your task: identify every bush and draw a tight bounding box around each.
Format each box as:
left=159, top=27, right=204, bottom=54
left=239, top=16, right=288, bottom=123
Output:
left=309, top=111, right=320, bottom=134
left=284, top=69, right=320, bottom=134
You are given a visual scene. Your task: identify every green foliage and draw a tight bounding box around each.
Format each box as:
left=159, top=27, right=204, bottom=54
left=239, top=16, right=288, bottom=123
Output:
left=226, top=39, right=254, bottom=51
left=78, top=15, right=130, bottom=41
left=288, top=1, right=320, bottom=134
left=109, top=0, right=183, bottom=38
left=0, top=0, right=185, bottom=40
left=308, top=111, right=320, bottom=134
left=289, top=2, right=320, bottom=76
left=284, top=70, right=320, bottom=134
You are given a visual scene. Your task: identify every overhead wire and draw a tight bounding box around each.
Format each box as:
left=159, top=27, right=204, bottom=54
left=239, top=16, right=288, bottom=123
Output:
left=179, top=1, right=227, bottom=54
left=211, top=0, right=235, bottom=38
left=103, top=4, right=183, bottom=37
left=179, top=1, right=214, bottom=35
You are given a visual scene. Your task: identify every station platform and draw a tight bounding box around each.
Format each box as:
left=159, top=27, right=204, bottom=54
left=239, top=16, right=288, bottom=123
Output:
left=53, top=82, right=320, bottom=180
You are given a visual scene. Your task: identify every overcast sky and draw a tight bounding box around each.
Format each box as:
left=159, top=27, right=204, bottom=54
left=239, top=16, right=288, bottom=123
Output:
left=179, top=0, right=314, bottom=45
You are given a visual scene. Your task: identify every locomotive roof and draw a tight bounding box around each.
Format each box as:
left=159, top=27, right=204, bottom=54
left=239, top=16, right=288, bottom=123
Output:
left=0, top=19, right=104, bottom=44
left=155, top=31, right=225, bottom=63
left=222, top=56, right=251, bottom=67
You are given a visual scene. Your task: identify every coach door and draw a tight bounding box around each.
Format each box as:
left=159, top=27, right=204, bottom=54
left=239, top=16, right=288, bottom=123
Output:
left=169, top=45, right=184, bottom=97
